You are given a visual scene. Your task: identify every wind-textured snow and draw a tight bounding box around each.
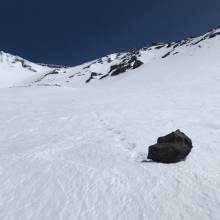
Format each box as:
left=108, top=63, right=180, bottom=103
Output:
left=0, top=27, right=220, bottom=220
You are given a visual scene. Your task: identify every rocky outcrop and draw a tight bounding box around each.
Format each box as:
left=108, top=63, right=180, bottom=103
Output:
left=208, top=29, right=215, bottom=32
left=111, top=64, right=131, bottom=76
left=127, top=48, right=138, bottom=54
left=13, top=57, right=36, bottom=72
left=106, top=52, right=144, bottom=77
left=37, top=63, right=70, bottom=69
left=162, top=52, right=171, bottom=58
left=147, top=130, right=193, bottom=163
left=133, top=60, right=143, bottom=69
left=152, top=41, right=166, bottom=46
left=34, top=69, right=61, bottom=82
left=141, top=45, right=150, bottom=51
left=209, top=32, right=220, bottom=39
left=128, top=56, right=137, bottom=63
left=86, top=72, right=102, bottom=83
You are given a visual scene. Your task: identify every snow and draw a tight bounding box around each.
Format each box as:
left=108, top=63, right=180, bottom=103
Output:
left=0, top=29, right=220, bottom=220
left=0, top=51, right=53, bottom=88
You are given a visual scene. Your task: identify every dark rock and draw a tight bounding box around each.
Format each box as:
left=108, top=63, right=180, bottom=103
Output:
left=111, top=65, right=131, bottom=76
left=128, top=56, right=137, bottom=63
left=155, top=45, right=165, bottom=49
left=162, top=52, right=171, bottom=58
left=133, top=60, right=143, bottom=69
left=147, top=130, right=193, bottom=163
left=208, top=29, right=214, bottom=32
left=37, top=63, right=69, bottom=69
left=97, top=58, right=103, bottom=63
left=107, top=58, right=112, bottom=63
left=152, top=41, right=166, bottom=46
left=194, top=34, right=209, bottom=45
left=180, top=41, right=187, bottom=46
left=167, top=43, right=172, bottom=48
left=116, top=52, right=122, bottom=57
left=121, top=55, right=127, bottom=59
left=100, top=73, right=109, bottom=80
left=34, top=69, right=60, bottom=82
left=209, top=32, right=220, bottom=39
left=209, top=34, right=216, bottom=39
left=85, top=72, right=102, bottom=83
left=108, top=55, right=143, bottom=77
left=109, top=64, right=123, bottom=73
left=141, top=45, right=149, bottom=51
left=14, top=57, right=36, bottom=72
left=83, top=61, right=97, bottom=70
left=127, top=48, right=138, bottom=54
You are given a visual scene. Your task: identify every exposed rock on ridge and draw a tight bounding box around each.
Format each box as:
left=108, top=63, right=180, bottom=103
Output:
left=37, top=63, right=70, bottom=69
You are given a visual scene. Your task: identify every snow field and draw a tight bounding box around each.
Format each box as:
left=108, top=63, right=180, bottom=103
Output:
left=0, top=76, right=220, bottom=220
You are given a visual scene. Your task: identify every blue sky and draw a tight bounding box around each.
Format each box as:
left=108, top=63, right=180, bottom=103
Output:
left=0, top=0, right=220, bottom=66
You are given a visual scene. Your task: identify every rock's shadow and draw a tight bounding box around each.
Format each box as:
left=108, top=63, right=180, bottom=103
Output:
left=141, top=160, right=158, bottom=163
left=141, top=158, right=187, bottom=163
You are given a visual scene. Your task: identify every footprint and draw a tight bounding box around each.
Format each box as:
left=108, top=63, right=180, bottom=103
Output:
left=114, top=130, right=121, bottom=135
left=107, top=127, right=114, bottom=131
left=126, top=143, right=137, bottom=150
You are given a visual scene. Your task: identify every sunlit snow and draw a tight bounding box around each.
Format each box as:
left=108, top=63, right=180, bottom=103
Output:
left=0, top=29, right=220, bottom=220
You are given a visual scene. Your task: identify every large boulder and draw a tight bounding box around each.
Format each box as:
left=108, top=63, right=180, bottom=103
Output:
left=147, top=130, right=193, bottom=163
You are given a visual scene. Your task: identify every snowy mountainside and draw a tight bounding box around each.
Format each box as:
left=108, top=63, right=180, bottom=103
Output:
left=0, top=25, right=220, bottom=87
left=31, top=26, right=220, bottom=88
left=1, top=26, right=220, bottom=220
left=1, top=26, right=220, bottom=89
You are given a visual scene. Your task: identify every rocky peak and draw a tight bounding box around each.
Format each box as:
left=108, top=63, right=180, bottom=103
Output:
left=127, top=48, right=138, bottom=54
left=37, top=63, right=70, bottom=69
left=152, top=41, right=166, bottom=46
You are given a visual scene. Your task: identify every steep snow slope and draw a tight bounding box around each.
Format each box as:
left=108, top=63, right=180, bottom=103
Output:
left=0, top=27, right=220, bottom=220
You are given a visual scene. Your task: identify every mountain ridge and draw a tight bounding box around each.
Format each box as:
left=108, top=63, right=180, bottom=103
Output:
left=1, top=25, right=220, bottom=88
left=1, top=25, right=220, bottom=220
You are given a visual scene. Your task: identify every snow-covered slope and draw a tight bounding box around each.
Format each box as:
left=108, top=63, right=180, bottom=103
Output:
left=0, top=27, right=220, bottom=220
left=0, top=51, right=55, bottom=88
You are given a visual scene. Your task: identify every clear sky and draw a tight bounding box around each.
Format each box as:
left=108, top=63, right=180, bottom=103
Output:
left=1, top=0, right=220, bottom=66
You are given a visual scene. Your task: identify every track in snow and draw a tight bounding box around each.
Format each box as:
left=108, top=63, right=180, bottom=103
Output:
left=1, top=84, right=220, bottom=220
